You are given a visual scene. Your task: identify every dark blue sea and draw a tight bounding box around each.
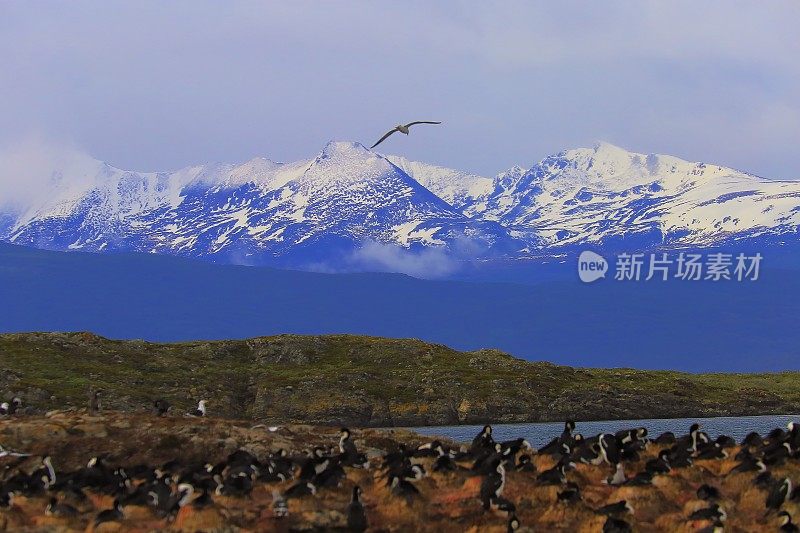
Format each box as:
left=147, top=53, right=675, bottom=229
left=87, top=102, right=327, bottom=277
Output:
left=411, top=414, right=799, bottom=447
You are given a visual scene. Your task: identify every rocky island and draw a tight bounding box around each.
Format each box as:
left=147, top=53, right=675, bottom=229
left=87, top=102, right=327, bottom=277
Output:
left=2, top=332, right=800, bottom=426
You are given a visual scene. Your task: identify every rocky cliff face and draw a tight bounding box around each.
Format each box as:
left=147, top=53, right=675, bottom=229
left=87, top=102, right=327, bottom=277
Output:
left=2, top=332, right=799, bottom=427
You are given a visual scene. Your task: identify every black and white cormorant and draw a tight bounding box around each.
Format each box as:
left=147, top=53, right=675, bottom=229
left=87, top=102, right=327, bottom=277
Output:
left=346, top=485, right=368, bottom=532
left=187, top=400, right=207, bottom=417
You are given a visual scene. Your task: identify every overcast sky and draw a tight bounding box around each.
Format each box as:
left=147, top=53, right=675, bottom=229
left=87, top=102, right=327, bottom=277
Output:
left=1, top=1, right=798, bottom=178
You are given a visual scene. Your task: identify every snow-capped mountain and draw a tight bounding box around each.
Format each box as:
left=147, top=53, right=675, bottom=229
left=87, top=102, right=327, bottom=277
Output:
left=0, top=141, right=524, bottom=265
left=0, top=140, right=798, bottom=271
left=479, top=142, right=800, bottom=248
left=391, top=142, right=800, bottom=250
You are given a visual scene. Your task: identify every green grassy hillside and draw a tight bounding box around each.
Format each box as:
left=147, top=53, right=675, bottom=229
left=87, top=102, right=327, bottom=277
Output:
left=2, top=331, right=799, bottom=426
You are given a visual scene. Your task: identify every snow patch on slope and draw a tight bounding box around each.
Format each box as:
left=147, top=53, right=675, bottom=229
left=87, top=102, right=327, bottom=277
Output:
left=385, top=155, right=494, bottom=215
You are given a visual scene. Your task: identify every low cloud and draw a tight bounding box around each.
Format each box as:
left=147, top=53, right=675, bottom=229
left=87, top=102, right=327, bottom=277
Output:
left=349, top=240, right=460, bottom=279
left=0, top=136, right=90, bottom=209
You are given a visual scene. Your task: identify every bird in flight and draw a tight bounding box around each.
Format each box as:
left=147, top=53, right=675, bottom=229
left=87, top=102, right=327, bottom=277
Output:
left=370, top=121, right=442, bottom=149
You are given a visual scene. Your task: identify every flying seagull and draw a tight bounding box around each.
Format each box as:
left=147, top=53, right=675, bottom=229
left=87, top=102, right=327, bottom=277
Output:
left=370, top=121, right=442, bottom=149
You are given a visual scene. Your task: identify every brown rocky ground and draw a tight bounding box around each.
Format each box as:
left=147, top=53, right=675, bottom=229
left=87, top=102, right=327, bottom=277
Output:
left=1, top=411, right=799, bottom=532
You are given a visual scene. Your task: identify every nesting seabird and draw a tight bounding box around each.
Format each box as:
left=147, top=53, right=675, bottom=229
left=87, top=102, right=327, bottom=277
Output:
left=163, top=482, right=195, bottom=517
left=603, top=517, right=633, bottom=533
left=0, top=443, right=31, bottom=458
left=1, top=397, right=23, bottom=416
left=767, top=478, right=793, bottom=511
left=480, top=457, right=507, bottom=510
left=94, top=498, right=124, bottom=527
left=688, top=503, right=727, bottom=524
left=346, top=485, right=368, bottom=532
left=389, top=474, right=419, bottom=500
left=596, top=500, right=634, bottom=517
left=470, top=424, right=495, bottom=456
left=187, top=400, right=207, bottom=417
left=557, top=482, right=581, bottom=504
left=45, top=497, right=78, bottom=518
left=39, top=456, right=57, bottom=489
left=537, top=460, right=569, bottom=485
left=0, top=491, right=14, bottom=509
left=369, top=121, right=441, bottom=149
left=605, top=463, right=627, bottom=486
left=272, top=489, right=289, bottom=518
left=779, top=511, right=800, bottom=533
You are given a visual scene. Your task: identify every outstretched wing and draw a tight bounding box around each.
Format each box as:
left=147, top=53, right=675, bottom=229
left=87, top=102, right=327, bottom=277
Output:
left=404, top=120, right=442, bottom=128
left=370, top=128, right=399, bottom=149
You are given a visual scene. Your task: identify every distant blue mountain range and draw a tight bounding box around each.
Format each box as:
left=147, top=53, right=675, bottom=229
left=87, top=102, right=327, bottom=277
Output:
left=1, top=242, right=797, bottom=372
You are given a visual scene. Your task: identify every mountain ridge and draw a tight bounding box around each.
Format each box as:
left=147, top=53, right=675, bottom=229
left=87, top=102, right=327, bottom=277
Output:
left=1, top=140, right=798, bottom=271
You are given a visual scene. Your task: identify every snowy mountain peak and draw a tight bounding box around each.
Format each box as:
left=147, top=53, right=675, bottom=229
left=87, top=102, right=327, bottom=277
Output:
left=236, top=156, right=282, bottom=173
left=319, top=140, right=372, bottom=159
left=302, top=140, right=409, bottom=188
left=527, top=142, right=690, bottom=193
left=591, top=140, right=633, bottom=158
left=552, top=141, right=651, bottom=183
left=1, top=140, right=798, bottom=270
left=463, top=142, right=800, bottom=248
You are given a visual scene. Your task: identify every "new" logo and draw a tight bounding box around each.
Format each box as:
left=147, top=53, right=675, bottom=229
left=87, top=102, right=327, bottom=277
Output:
left=577, top=251, right=608, bottom=283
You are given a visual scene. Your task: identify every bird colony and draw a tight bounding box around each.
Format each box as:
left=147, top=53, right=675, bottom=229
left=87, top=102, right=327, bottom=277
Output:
left=1, top=403, right=800, bottom=531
